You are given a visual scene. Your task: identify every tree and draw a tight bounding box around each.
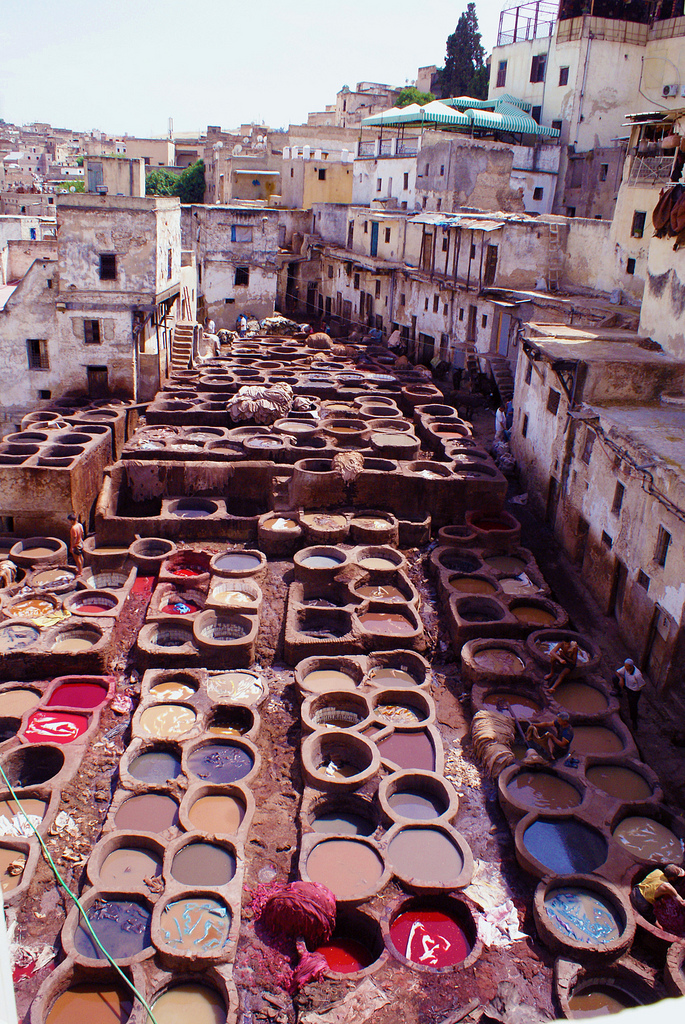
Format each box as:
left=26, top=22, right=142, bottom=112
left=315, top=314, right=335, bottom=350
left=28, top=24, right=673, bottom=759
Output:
left=437, top=3, right=488, bottom=100
left=175, top=160, right=205, bottom=204
left=396, top=86, right=435, bottom=108
left=146, top=167, right=180, bottom=197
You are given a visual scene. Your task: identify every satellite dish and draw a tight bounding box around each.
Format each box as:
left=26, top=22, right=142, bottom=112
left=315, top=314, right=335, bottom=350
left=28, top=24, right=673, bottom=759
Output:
left=232, top=144, right=243, bottom=156
left=243, top=136, right=250, bottom=144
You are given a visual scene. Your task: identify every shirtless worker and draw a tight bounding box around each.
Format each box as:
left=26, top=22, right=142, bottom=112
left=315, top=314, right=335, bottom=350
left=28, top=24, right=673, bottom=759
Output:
left=67, top=513, right=85, bottom=575
left=545, top=639, right=579, bottom=692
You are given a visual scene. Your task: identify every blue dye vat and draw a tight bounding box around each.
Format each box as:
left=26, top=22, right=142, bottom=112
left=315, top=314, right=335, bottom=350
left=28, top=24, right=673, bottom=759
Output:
left=544, top=887, right=621, bottom=944
left=524, top=819, right=607, bottom=874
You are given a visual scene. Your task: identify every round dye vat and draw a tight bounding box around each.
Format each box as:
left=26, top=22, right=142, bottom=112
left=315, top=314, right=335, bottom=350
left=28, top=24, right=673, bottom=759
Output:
left=74, top=899, right=151, bottom=960
left=390, top=906, right=471, bottom=967
left=302, top=669, right=356, bottom=692
left=128, top=749, right=182, bottom=784
left=187, top=742, right=254, bottom=783
left=0, top=796, right=48, bottom=833
left=6, top=598, right=55, bottom=619
left=0, top=623, right=39, bottom=652
left=0, top=847, right=26, bottom=891
left=523, top=820, right=607, bottom=874
left=375, top=703, right=423, bottom=725
left=149, top=679, right=196, bottom=701
left=512, top=605, right=556, bottom=626
left=359, top=557, right=397, bottom=571
left=24, top=711, right=89, bottom=744
left=302, top=554, right=344, bottom=569
left=388, top=791, right=447, bottom=820
left=585, top=765, right=652, bottom=801
left=52, top=635, right=97, bottom=654
left=189, top=794, right=245, bottom=833
left=388, top=828, right=463, bottom=883
left=317, top=936, right=375, bottom=973
left=506, top=772, right=582, bottom=812
left=377, top=731, right=435, bottom=771
left=206, top=672, right=264, bottom=703
left=472, top=648, right=525, bottom=674
left=20, top=546, right=58, bottom=558
left=114, top=793, right=179, bottom=831
left=359, top=611, right=414, bottom=636
left=312, top=810, right=376, bottom=836
left=366, top=667, right=418, bottom=688
left=568, top=984, right=641, bottom=1017
left=356, top=584, right=404, bottom=602
left=483, top=692, right=541, bottom=718
left=0, top=689, right=39, bottom=717
left=139, top=705, right=196, bottom=740
left=171, top=507, right=212, bottom=519
left=544, top=887, right=621, bottom=945
left=160, top=897, right=231, bottom=953
left=439, top=553, right=481, bottom=573
left=171, top=842, right=236, bottom=885
left=262, top=516, right=299, bottom=530
left=613, top=817, right=684, bottom=864
left=170, top=564, right=205, bottom=578
left=47, top=681, right=108, bottom=709
left=484, top=555, right=527, bottom=573
left=45, top=984, right=134, bottom=1024
left=572, top=727, right=624, bottom=756
left=300, top=513, right=347, bottom=530
left=32, top=568, right=73, bottom=586
left=161, top=598, right=200, bottom=615
left=71, top=595, right=117, bottom=614
left=212, top=590, right=253, bottom=608
left=152, top=985, right=226, bottom=1024
left=537, top=638, right=591, bottom=665
left=448, top=577, right=497, bottom=596
left=500, top=576, right=539, bottom=596
left=99, top=848, right=163, bottom=888
left=306, top=839, right=384, bottom=900
left=553, top=682, right=608, bottom=715
left=214, top=552, right=261, bottom=572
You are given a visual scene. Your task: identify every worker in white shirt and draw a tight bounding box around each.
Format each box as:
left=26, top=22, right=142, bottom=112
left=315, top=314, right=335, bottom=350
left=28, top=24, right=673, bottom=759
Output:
left=495, top=403, right=508, bottom=440
left=616, top=658, right=646, bottom=730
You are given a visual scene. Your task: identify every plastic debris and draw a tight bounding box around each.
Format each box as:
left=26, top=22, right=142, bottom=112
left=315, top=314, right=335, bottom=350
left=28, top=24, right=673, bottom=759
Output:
left=111, top=693, right=134, bottom=715
left=49, top=811, right=79, bottom=838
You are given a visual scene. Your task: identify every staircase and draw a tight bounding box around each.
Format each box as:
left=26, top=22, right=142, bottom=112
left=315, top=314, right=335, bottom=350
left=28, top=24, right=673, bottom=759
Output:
left=171, top=321, right=196, bottom=371
left=547, top=223, right=564, bottom=292
left=487, top=355, right=515, bottom=403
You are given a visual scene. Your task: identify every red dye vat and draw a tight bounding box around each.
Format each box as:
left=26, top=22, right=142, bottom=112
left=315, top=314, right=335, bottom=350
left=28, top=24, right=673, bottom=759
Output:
left=47, top=682, right=108, bottom=709
left=390, top=908, right=471, bottom=967
left=24, top=711, right=90, bottom=744
left=161, top=600, right=199, bottom=615
left=74, top=602, right=112, bottom=614
left=317, top=938, right=374, bottom=973
left=171, top=565, right=204, bottom=577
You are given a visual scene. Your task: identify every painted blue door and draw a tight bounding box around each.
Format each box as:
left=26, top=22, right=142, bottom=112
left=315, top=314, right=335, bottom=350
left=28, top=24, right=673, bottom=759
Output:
left=370, top=221, right=379, bottom=257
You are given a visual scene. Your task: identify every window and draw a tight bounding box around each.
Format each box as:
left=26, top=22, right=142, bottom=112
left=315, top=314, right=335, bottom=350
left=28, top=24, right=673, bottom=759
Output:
left=631, top=211, right=646, bottom=238
left=422, top=197, right=427, bottom=209
left=224, top=297, right=235, bottom=304
left=403, top=173, right=409, bottom=190
left=522, top=413, right=529, bottom=437
left=167, top=248, right=172, bottom=280
left=547, top=388, right=560, bottom=415
left=496, top=60, right=507, bottom=88
left=533, top=186, right=544, bottom=201
left=99, top=254, right=116, bottom=280
left=581, top=428, right=595, bottom=464
left=376, top=178, right=382, bottom=192
left=600, top=163, right=608, bottom=181
left=436, top=199, right=442, bottom=211
left=375, top=280, right=381, bottom=299
left=353, top=273, right=360, bottom=290
left=566, top=206, right=576, bottom=218
left=611, top=482, right=625, bottom=515
left=442, top=236, right=449, bottom=252
left=481, top=314, right=488, bottom=328
left=530, top=54, right=546, bottom=83
left=532, top=105, right=541, bottom=124
left=38, top=389, right=51, bottom=400
left=400, top=293, right=405, bottom=306
left=424, top=163, right=430, bottom=175
left=637, top=570, right=650, bottom=592
left=290, top=168, right=294, bottom=178
left=655, top=525, right=671, bottom=567
left=626, top=258, right=636, bottom=275
left=559, top=66, right=569, bottom=86
left=384, top=228, right=391, bottom=243
left=47, top=279, right=53, bottom=289
left=318, top=168, right=326, bottom=180
left=469, top=243, right=476, bottom=259
left=364, top=221, right=368, bottom=233
left=84, top=320, right=101, bottom=345
left=327, top=265, right=334, bottom=279
left=30, top=227, right=36, bottom=240
left=230, top=225, right=253, bottom=243
left=234, top=266, right=249, bottom=286
left=552, top=119, right=562, bottom=132
left=440, top=165, right=445, bottom=176
left=347, top=222, right=354, bottom=247
left=48, top=197, right=54, bottom=204
left=459, top=308, right=464, bottom=321
left=601, top=531, right=613, bottom=549
left=443, top=304, right=448, bottom=316
left=433, top=295, right=439, bottom=313
left=525, top=360, right=532, bottom=384
left=27, top=339, right=49, bottom=370
left=424, top=298, right=429, bottom=311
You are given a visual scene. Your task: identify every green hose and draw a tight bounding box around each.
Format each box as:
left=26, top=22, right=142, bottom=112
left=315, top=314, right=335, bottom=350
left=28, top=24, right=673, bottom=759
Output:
left=0, top=764, right=159, bottom=1024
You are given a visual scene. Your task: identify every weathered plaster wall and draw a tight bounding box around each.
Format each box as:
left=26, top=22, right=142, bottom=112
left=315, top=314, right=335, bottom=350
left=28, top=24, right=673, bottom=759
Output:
left=639, top=238, right=685, bottom=359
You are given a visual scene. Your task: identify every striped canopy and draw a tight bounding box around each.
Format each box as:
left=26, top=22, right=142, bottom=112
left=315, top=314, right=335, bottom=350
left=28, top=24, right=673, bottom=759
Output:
left=361, top=94, right=558, bottom=138
left=361, top=102, right=470, bottom=127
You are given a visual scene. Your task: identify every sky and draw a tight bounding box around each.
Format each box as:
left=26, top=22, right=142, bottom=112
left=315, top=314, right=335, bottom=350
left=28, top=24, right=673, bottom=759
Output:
left=0, top=0, right=503, bottom=138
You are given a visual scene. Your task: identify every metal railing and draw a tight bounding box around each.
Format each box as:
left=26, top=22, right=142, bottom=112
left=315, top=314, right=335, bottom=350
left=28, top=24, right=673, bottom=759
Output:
left=627, top=153, right=678, bottom=186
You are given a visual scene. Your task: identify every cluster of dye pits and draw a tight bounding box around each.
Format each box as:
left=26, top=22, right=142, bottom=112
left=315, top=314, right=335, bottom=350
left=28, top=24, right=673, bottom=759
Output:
left=0, top=339, right=683, bottom=1021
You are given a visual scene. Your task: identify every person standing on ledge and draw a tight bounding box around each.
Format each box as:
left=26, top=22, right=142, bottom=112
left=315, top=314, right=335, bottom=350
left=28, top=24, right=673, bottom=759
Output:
left=67, top=513, right=84, bottom=575
left=616, top=658, right=646, bottom=730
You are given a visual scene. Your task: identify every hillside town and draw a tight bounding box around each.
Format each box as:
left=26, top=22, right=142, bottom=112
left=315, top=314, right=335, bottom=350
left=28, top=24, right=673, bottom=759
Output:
left=1, top=2, right=685, bottom=1023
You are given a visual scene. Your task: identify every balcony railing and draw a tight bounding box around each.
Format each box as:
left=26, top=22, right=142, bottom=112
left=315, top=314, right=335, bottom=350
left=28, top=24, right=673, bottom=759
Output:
left=627, top=153, right=679, bottom=186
